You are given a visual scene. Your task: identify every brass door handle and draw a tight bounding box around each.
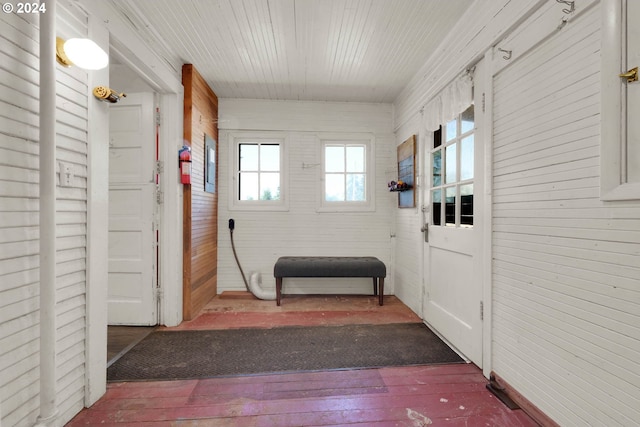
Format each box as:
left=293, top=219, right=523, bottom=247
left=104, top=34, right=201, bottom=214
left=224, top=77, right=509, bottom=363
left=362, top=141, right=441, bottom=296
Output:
left=620, top=67, right=638, bottom=83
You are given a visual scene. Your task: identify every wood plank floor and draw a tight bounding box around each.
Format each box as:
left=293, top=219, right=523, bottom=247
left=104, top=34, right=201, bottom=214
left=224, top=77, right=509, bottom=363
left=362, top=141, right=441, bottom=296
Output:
left=67, top=294, right=539, bottom=426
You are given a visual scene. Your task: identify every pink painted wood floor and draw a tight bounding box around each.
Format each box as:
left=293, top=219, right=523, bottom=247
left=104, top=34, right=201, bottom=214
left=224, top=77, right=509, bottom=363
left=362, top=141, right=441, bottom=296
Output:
left=67, top=295, right=539, bottom=426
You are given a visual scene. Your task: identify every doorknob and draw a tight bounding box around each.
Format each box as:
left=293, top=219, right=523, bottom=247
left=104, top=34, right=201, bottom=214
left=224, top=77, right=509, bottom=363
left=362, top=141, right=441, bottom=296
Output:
left=421, top=224, right=428, bottom=242
left=620, top=67, right=638, bottom=83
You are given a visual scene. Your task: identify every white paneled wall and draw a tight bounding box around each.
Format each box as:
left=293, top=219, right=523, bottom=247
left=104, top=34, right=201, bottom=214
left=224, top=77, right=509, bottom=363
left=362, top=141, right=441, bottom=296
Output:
left=390, top=0, right=545, bottom=317
left=393, top=0, right=639, bottom=425
left=0, top=1, right=88, bottom=426
left=492, top=4, right=640, bottom=425
left=218, top=99, right=395, bottom=296
left=391, top=113, right=423, bottom=315
left=393, top=0, right=543, bottom=130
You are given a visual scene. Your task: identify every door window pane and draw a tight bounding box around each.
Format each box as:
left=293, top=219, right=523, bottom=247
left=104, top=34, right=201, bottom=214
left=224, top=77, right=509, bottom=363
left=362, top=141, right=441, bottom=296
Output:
left=446, top=119, right=457, bottom=142
left=432, top=189, right=442, bottom=226
left=434, top=126, right=442, bottom=149
left=460, top=184, right=473, bottom=226
left=445, top=144, right=457, bottom=183
left=432, top=150, right=442, bottom=186
left=460, top=135, right=474, bottom=181
left=461, top=105, right=474, bottom=134
left=445, top=187, right=456, bottom=226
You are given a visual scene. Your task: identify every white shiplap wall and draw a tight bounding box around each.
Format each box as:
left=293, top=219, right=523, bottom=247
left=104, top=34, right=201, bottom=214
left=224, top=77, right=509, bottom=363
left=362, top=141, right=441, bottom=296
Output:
left=492, top=3, right=640, bottom=426
left=390, top=0, right=545, bottom=316
left=393, top=0, right=544, bottom=131
left=217, top=99, right=395, bottom=296
left=0, top=1, right=89, bottom=426
left=391, top=113, right=423, bottom=315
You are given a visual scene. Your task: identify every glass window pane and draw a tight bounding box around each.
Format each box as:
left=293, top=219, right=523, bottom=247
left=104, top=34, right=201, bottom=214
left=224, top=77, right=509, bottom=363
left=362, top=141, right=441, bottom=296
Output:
left=325, top=146, right=344, bottom=172
left=239, top=144, right=259, bottom=171
left=325, top=174, right=345, bottom=201
left=260, top=144, right=280, bottom=171
left=239, top=172, right=259, bottom=200
left=445, top=119, right=457, bottom=142
left=346, top=146, right=365, bottom=172
left=259, top=172, right=280, bottom=200
left=445, top=143, right=457, bottom=183
left=432, top=150, right=442, bottom=186
left=460, top=184, right=473, bottom=226
left=445, top=186, right=456, bottom=226
left=461, top=105, right=474, bottom=134
left=460, top=135, right=474, bottom=181
left=346, top=173, right=365, bottom=201
left=432, top=189, right=442, bottom=225
left=434, top=127, right=442, bottom=149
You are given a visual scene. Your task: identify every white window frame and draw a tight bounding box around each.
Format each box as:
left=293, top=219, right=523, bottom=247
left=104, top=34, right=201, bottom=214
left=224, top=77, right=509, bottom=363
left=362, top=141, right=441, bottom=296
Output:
left=601, top=0, right=640, bottom=200
left=228, top=131, right=289, bottom=211
left=317, top=133, right=375, bottom=212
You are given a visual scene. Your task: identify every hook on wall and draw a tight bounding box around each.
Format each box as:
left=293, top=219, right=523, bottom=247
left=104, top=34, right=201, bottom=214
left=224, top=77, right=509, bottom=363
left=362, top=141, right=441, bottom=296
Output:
left=556, top=0, right=575, bottom=14
left=498, top=48, right=512, bottom=60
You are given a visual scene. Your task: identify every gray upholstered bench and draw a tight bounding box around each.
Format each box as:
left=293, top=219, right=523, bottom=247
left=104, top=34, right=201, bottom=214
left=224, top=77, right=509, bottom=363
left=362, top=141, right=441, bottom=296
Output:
left=273, top=256, right=387, bottom=306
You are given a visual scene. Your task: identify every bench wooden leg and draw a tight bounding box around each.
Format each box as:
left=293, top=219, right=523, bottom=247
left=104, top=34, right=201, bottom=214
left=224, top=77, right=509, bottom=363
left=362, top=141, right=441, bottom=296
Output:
left=372, top=277, right=378, bottom=296
left=378, top=277, right=384, bottom=306
left=276, top=277, right=282, bottom=306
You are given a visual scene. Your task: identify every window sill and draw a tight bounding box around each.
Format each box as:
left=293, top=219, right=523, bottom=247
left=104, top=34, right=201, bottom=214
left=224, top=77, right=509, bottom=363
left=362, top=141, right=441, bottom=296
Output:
left=601, top=182, right=640, bottom=201
left=229, top=202, right=290, bottom=212
left=316, top=203, right=375, bottom=213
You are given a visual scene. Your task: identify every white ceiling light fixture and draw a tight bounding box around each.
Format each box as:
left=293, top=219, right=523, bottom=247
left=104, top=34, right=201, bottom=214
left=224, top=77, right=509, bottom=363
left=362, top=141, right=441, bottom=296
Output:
left=56, top=37, right=109, bottom=70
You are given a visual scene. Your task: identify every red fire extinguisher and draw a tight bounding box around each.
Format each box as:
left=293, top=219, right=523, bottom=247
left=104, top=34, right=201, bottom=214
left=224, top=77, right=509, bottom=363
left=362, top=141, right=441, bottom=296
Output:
left=179, top=145, right=192, bottom=185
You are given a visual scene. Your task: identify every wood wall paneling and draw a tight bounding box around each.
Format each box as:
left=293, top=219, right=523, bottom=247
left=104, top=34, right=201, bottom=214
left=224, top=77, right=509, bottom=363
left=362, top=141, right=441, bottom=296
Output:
left=182, top=64, right=219, bottom=320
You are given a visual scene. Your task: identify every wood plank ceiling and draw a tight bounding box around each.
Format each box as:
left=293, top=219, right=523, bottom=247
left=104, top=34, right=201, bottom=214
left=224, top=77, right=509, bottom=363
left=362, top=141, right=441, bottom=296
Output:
left=109, top=0, right=472, bottom=103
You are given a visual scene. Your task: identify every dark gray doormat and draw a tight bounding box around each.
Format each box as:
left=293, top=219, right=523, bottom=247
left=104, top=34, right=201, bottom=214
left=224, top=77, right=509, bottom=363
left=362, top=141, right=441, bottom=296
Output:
left=107, top=323, right=464, bottom=381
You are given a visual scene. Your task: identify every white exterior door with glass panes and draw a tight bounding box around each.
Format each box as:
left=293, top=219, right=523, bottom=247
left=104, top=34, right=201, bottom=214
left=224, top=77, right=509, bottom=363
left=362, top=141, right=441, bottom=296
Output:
left=423, top=64, right=484, bottom=365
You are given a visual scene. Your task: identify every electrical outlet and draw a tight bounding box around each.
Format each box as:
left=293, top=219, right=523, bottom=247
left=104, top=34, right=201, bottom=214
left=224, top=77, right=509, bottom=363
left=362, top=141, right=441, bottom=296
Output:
left=59, top=162, right=73, bottom=187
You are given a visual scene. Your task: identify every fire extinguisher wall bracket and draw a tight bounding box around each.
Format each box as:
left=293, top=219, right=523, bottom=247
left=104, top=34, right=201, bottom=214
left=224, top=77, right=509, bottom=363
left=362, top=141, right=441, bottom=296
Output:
left=179, top=145, right=192, bottom=185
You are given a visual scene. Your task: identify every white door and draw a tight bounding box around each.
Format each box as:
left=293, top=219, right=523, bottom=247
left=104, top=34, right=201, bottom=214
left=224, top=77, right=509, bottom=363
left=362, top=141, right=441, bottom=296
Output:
left=108, top=92, right=158, bottom=325
left=422, top=61, right=485, bottom=366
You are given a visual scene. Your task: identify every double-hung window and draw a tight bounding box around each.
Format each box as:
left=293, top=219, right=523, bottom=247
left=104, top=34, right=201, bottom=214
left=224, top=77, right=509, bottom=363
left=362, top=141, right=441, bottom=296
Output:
left=231, top=133, right=287, bottom=210
left=320, top=136, right=374, bottom=211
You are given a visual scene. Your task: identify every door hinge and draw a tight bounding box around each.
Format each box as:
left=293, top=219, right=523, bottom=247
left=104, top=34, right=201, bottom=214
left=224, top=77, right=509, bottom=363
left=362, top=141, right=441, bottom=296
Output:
left=480, top=301, right=484, bottom=321
left=156, top=188, right=164, bottom=204
left=155, top=110, right=161, bottom=126
left=155, top=160, right=164, bottom=174
left=482, top=92, right=486, bottom=113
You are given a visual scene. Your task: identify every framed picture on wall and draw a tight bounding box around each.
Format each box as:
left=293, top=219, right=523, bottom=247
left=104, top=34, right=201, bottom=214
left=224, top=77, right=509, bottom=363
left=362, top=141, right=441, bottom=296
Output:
left=204, top=134, right=216, bottom=193
left=397, top=135, right=416, bottom=208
